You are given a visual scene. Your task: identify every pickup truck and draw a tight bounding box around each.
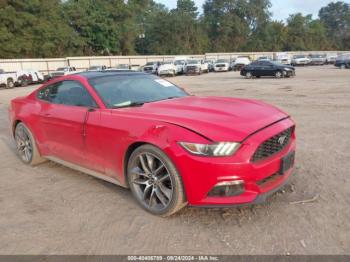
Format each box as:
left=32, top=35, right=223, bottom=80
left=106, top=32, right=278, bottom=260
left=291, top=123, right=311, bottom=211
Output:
left=49, top=66, right=77, bottom=79
left=0, top=69, right=20, bottom=89
left=185, top=59, right=209, bottom=75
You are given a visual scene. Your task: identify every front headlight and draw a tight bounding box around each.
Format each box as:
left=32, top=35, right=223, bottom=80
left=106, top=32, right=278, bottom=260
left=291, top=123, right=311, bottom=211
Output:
left=179, top=142, right=240, bottom=157
left=284, top=67, right=292, bottom=71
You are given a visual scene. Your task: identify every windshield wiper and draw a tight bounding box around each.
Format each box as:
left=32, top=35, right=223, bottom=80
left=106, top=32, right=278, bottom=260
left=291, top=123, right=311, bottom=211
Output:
left=112, top=101, right=144, bottom=109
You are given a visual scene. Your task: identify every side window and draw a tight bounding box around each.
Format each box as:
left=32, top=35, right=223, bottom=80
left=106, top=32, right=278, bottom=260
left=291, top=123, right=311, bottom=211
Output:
left=38, top=81, right=97, bottom=108
left=37, top=84, right=54, bottom=102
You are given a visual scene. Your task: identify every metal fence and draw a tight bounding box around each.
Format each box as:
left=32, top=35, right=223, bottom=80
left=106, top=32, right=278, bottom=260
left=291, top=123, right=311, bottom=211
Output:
left=0, top=51, right=344, bottom=74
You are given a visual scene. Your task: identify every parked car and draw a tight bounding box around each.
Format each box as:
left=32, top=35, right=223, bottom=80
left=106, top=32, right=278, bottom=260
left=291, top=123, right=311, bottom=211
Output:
left=204, top=59, right=215, bottom=72
left=275, top=52, right=291, bottom=65
left=158, top=61, right=178, bottom=77
left=309, top=54, right=327, bottom=65
left=174, top=58, right=188, bottom=74
left=335, top=55, right=350, bottom=69
left=49, top=66, right=77, bottom=79
left=257, top=56, right=271, bottom=61
left=115, top=64, right=131, bottom=70
left=0, top=69, right=22, bottom=88
left=130, top=65, right=142, bottom=71
left=291, top=55, right=311, bottom=66
left=9, top=71, right=296, bottom=216
left=240, top=61, right=296, bottom=79
left=326, top=53, right=337, bottom=64
left=214, top=59, right=230, bottom=72
left=232, top=56, right=251, bottom=71
left=185, top=59, right=208, bottom=75
left=143, top=62, right=159, bottom=74
left=88, top=65, right=107, bottom=71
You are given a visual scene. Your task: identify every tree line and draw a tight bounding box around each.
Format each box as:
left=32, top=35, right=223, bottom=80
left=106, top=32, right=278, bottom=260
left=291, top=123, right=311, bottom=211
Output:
left=0, top=0, right=349, bottom=58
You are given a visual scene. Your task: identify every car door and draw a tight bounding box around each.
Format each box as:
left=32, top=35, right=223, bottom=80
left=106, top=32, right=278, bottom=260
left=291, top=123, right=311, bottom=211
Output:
left=261, top=61, right=275, bottom=76
left=37, top=80, right=99, bottom=168
left=251, top=62, right=261, bottom=76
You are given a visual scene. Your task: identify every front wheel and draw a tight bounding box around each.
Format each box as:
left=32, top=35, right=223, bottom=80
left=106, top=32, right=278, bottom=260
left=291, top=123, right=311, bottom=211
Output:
left=275, top=71, right=283, bottom=78
left=245, top=71, right=253, bottom=79
left=340, top=64, right=346, bottom=69
left=127, top=144, right=186, bottom=217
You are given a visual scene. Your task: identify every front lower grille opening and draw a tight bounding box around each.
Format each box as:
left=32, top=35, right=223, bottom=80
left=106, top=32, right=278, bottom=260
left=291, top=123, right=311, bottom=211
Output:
left=208, top=183, right=244, bottom=197
left=252, top=127, right=293, bottom=162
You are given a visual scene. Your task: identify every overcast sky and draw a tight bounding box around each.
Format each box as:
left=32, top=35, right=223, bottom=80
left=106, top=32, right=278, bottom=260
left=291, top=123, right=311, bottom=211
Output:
left=155, top=0, right=350, bottom=21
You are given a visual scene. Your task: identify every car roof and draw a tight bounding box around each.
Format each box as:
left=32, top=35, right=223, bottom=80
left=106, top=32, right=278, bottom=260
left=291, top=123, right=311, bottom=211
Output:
left=75, top=70, right=147, bottom=79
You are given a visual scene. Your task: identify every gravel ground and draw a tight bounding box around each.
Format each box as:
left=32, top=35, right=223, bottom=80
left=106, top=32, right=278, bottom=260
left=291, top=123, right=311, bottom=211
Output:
left=0, top=66, right=349, bottom=255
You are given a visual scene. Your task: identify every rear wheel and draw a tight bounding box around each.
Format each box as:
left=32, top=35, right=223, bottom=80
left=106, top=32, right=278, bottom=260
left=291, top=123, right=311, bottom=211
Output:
left=127, top=144, right=186, bottom=217
left=6, top=78, right=14, bottom=89
left=14, top=123, right=46, bottom=165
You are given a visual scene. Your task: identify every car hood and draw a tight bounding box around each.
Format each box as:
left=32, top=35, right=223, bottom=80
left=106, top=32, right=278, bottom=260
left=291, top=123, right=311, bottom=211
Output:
left=113, top=96, right=289, bottom=142
left=282, top=65, right=295, bottom=69
left=159, top=64, right=174, bottom=70
left=294, top=58, right=309, bottom=61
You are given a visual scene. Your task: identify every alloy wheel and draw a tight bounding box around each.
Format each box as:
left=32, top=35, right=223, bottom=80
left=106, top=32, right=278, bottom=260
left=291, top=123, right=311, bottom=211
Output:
left=15, top=125, right=33, bottom=163
left=275, top=71, right=282, bottom=78
left=246, top=72, right=252, bottom=79
left=129, top=152, right=173, bottom=212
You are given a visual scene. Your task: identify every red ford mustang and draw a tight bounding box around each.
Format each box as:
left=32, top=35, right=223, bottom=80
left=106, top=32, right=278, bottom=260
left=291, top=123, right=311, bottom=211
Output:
left=9, top=71, right=296, bottom=216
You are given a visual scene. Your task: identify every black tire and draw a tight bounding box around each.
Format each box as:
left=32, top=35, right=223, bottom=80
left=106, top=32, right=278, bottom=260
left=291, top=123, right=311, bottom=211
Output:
left=340, top=64, right=346, bottom=69
left=21, top=79, right=29, bottom=87
left=14, top=122, right=47, bottom=166
left=275, top=70, right=283, bottom=79
left=127, top=144, right=186, bottom=217
left=6, top=78, right=14, bottom=89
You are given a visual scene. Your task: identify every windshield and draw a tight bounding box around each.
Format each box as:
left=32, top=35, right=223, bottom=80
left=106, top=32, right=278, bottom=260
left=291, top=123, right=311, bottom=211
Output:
left=216, top=59, right=228, bottom=63
left=187, top=60, right=200, bottom=64
left=294, top=55, right=306, bottom=59
left=116, top=64, right=129, bottom=69
left=163, top=61, right=173, bottom=65
left=57, top=67, right=68, bottom=71
left=89, top=75, right=188, bottom=108
left=145, top=62, right=155, bottom=66
left=310, top=54, right=325, bottom=58
left=174, top=60, right=185, bottom=65
left=89, top=66, right=100, bottom=70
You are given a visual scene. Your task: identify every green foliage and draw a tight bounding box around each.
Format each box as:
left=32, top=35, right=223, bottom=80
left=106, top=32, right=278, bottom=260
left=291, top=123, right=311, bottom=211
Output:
left=0, top=0, right=349, bottom=58
left=319, top=1, right=350, bottom=49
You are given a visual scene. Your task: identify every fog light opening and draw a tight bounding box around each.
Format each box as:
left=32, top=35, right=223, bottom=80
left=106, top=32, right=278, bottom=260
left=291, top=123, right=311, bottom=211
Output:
left=208, top=180, right=244, bottom=197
